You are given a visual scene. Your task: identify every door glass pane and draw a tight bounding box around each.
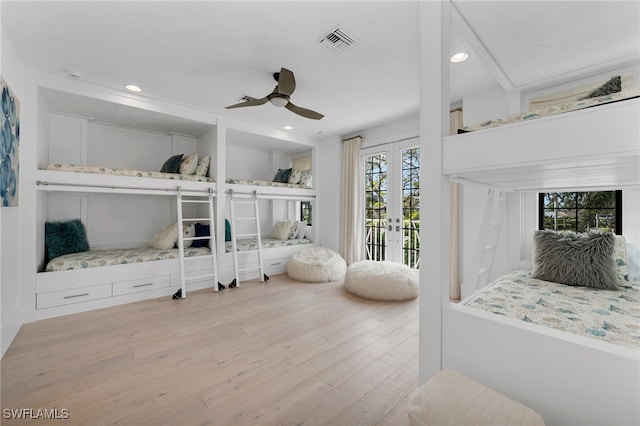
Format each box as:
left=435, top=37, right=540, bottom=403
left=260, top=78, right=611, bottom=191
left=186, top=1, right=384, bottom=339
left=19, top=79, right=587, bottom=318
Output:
left=401, top=148, right=420, bottom=268
left=365, top=153, right=387, bottom=261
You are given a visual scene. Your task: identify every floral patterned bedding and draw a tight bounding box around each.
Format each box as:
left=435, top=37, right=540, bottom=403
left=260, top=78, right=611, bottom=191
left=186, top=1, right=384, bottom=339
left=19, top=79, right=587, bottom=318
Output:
left=225, top=237, right=311, bottom=253
left=463, top=270, right=640, bottom=348
left=46, top=246, right=211, bottom=271
left=45, top=164, right=214, bottom=182
left=225, top=178, right=311, bottom=189
left=458, top=86, right=640, bottom=133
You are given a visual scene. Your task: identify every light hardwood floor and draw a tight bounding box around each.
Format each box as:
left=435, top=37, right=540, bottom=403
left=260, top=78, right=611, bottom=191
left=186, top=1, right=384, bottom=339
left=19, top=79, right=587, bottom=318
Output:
left=2, top=274, right=418, bottom=425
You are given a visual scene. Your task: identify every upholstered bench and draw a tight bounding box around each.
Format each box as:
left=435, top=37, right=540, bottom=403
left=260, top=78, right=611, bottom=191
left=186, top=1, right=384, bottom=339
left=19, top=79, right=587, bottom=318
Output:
left=408, top=370, right=545, bottom=426
left=344, top=260, right=418, bottom=301
left=286, top=247, right=347, bottom=283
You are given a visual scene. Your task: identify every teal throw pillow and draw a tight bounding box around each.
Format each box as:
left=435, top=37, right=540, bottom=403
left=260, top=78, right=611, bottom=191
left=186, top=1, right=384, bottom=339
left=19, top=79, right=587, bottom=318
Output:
left=45, top=219, right=90, bottom=263
left=160, top=154, right=184, bottom=173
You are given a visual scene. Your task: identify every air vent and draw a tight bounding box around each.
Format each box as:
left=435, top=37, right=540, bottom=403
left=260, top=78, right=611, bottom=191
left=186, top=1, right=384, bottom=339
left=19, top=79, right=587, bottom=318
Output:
left=236, top=94, right=258, bottom=103
left=317, top=25, right=358, bottom=55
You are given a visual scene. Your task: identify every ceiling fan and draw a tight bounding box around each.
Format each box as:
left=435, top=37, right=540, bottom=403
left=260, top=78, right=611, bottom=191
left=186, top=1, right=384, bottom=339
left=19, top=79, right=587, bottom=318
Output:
left=225, top=67, right=324, bottom=120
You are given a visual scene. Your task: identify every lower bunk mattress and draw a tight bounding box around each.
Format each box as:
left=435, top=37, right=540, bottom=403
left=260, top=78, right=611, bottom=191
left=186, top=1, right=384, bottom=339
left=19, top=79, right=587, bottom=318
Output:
left=225, top=178, right=311, bottom=189
left=225, top=237, right=311, bottom=253
left=463, top=270, right=640, bottom=348
left=46, top=246, right=211, bottom=272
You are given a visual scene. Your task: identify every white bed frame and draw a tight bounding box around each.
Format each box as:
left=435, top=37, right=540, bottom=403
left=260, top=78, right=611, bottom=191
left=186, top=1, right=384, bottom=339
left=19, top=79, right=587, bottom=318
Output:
left=441, top=98, right=640, bottom=426
left=34, top=176, right=219, bottom=320
left=220, top=184, right=318, bottom=284
left=419, top=5, right=639, bottom=425
left=26, top=71, right=320, bottom=322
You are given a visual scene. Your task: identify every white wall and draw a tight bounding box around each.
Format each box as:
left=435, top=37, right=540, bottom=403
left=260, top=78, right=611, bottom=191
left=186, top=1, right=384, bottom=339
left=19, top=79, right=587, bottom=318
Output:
left=316, top=114, right=420, bottom=255
left=315, top=135, right=341, bottom=252
left=1, top=27, right=24, bottom=357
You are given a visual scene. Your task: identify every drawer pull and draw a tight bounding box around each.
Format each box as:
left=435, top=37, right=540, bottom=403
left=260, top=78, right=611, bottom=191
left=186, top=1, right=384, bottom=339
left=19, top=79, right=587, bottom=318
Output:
left=64, top=293, right=90, bottom=299
left=270, top=262, right=282, bottom=266
left=133, top=283, right=153, bottom=288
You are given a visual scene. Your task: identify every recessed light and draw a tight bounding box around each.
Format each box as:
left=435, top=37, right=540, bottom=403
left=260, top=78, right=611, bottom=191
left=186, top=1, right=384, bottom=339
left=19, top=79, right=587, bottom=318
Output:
left=450, top=52, right=469, bottom=63
left=125, top=84, right=142, bottom=92
left=284, top=125, right=293, bottom=130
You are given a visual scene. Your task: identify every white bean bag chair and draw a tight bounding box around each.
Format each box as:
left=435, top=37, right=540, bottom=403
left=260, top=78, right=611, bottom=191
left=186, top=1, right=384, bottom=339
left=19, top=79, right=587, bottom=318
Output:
left=287, top=247, right=347, bottom=283
left=344, top=260, right=418, bottom=301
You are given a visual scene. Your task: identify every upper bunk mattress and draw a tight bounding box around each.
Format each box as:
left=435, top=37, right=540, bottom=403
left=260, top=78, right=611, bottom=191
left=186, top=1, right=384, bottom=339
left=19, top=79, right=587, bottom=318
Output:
left=46, top=246, right=211, bottom=272
left=225, top=178, right=311, bottom=189
left=458, top=86, right=640, bottom=133
left=463, top=270, right=640, bottom=348
left=45, top=164, right=213, bottom=182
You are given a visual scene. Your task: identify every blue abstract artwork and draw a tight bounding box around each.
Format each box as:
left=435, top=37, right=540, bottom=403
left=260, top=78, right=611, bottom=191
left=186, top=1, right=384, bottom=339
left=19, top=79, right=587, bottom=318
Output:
left=1, top=76, right=19, bottom=207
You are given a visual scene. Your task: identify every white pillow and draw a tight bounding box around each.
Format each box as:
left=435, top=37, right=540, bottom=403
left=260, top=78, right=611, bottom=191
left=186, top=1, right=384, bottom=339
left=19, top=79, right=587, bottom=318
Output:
left=299, top=169, right=312, bottom=187
left=195, top=154, right=210, bottom=177
left=182, top=224, right=195, bottom=248
left=626, top=241, right=640, bottom=284
left=180, top=152, right=198, bottom=175
left=295, top=220, right=307, bottom=239
left=270, top=220, right=294, bottom=240
left=150, top=223, right=178, bottom=250
left=288, top=221, right=300, bottom=239
left=150, top=223, right=196, bottom=249
left=288, top=169, right=301, bottom=184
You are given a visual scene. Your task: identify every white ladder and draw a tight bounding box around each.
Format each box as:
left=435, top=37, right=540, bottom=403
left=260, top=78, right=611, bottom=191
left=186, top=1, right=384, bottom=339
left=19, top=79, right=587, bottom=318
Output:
left=227, top=189, right=268, bottom=287
left=473, top=188, right=506, bottom=291
left=175, top=187, right=219, bottom=299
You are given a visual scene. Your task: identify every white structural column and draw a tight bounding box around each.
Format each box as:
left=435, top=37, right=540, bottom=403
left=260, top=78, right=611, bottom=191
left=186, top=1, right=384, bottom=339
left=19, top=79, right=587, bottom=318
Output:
left=418, top=1, right=451, bottom=384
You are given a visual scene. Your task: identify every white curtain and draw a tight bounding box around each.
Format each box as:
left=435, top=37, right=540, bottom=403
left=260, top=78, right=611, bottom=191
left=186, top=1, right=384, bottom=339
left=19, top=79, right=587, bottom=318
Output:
left=339, top=136, right=364, bottom=265
left=449, top=109, right=463, bottom=301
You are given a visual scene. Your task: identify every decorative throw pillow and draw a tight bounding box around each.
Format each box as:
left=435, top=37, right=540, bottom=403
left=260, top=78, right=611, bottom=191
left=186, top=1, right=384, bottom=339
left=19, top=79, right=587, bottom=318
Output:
left=580, top=75, right=622, bottom=100
left=191, top=223, right=210, bottom=248
left=613, top=235, right=630, bottom=286
left=272, top=169, right=285, bottom=182
left=150, top=223, right=178, bottom=250
left=270, top=220, right=294, bottom=240
left=160, top=154, right=184, bottom=173
left=195, top=154, right=211, bottom=177
left=45, top=219, right=90, bottom=263
left=180, top=152, right=198, bottom=175
left=295, top=220, right=307, bottom=239
left=288, top=169, right=302, bottom=184
left=532, top=230, right=618, bottom=290
left=182, top=224, right=195, bottom=248
left=299, top=169, right=312, bottom=187
left=279, top=168, right=293, bottom=183
left=288, top=221, right=300, bottom=239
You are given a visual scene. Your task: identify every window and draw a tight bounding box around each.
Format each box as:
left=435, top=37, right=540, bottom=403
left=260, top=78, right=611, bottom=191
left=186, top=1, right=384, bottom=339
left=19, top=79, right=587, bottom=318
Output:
left=538, top=190, right=621, bottom=234
left=300, top=201, right=312, bottom=225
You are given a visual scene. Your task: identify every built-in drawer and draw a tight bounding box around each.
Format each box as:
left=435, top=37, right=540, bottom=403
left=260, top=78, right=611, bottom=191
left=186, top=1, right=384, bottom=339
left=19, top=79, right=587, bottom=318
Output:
left=37, top=283, right=112, bottom=309
left=265, top=257, right=289, bottom=275
left=112, top=275, right=170, bottom=296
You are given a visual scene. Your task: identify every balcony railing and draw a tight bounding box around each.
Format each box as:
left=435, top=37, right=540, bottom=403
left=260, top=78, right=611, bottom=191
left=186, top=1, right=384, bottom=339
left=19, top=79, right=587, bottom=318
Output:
left=365, top=219, right=420, bottom=268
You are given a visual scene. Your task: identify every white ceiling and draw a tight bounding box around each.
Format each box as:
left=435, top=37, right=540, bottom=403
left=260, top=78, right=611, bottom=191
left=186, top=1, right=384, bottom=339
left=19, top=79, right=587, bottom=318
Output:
left=2, top=1, right=639, bottom=140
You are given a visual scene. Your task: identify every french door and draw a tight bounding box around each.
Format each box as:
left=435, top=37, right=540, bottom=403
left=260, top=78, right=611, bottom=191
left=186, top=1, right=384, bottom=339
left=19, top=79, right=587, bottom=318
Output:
left=363, top=138, right=420, bottom=268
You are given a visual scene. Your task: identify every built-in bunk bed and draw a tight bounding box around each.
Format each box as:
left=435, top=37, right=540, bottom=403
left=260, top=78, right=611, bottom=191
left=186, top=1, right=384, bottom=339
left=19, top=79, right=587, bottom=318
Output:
left=219, top=125, right=318, bottom=284
left=440, top=74, right=640, bottom=426
left=34, top=83, right=220, bottom=319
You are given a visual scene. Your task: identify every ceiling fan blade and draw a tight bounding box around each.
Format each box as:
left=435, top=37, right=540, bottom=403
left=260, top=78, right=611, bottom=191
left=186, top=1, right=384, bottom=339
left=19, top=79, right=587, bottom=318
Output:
left=285, top=102, right=324, bottom=120
left=277, top=68, right=296, bottom=97
left=225, top=96, right=268, bottom=109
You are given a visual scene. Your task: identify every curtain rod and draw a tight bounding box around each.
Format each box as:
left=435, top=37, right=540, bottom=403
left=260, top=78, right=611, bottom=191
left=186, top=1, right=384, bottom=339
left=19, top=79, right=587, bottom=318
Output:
left=341, top=134, right=363, bottom=143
